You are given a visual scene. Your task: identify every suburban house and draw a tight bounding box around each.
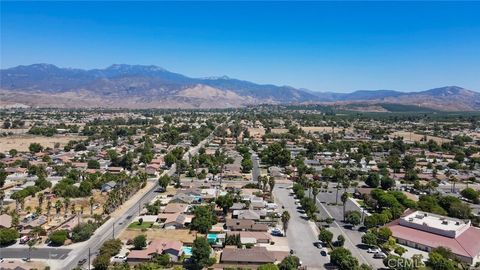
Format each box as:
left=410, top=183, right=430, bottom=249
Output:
left=225, top=219, right=268, bottom=232
left=101, top=181, right=117, bottom=192
left=220, top=246, right=287, bottom=264
left=127, top=239, right=183, bottom=263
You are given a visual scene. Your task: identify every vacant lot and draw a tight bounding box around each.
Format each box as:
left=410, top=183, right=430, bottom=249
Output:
left=247, top=127, right=265, bottom=137
left=0, top=134, right=86, bottom=152
left=301, top=126, right=353, bottom=133
left=271, top=128, right=288, bottom=134
left=391, top=131, right=451, bottom=144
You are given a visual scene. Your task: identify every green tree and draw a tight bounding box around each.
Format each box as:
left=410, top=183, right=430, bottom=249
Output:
left=427, top=251, right=455, bottom=270
left=133, top=234, right=147, bottom=250
left=0, top=228, right=20, bottom=246
left=336, top=234, right=345, bottom=247
left=318, top=228, right=333, bottom=244
left=190, top=237, right=212, bottom=270
left=48, top=230, right=68, bottom=246
left=278, top=255, right=300, bottom=270
left=460, top=188, right=479, bottom=203
left=87, top=159, right=100, bottom=169
left=365, top=173, right=380, bottom=188
left=29, top=143, right=43, bottom=153
left=215, top=194, right=234, bottom=215
left=402, top=155, right=416, bottom=171
left=345, top=211, right=362, bottom=227
left=361, top=231, right=378, bottom=247
left=158, top=175, right=170, bottom=189
left=92, top=254, right=111, bottom=270
left=381, top=177, right=396, bottom=190
left=191, top=205, right=216, bottom=233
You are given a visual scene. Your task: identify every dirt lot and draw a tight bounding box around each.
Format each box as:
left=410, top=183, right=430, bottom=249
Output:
left=391, top=131, right=451, bottom=144
left=301, top=126, right=353, bottom=133
left=119, top=228, right=197, bottom=244
left=247, top=127, right=266, bottom=137
left=20, top=191, right=107, bottom=217
left=271, top=128, right=288, bottom=134
left=0, top=134, right=86, bottom=152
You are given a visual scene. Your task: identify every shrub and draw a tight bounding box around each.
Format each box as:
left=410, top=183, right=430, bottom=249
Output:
left=0, top=228, right=20, bottom=246
left=71, top=223, right=97, bottom=242
left=48, top=230, right=68, bottom=246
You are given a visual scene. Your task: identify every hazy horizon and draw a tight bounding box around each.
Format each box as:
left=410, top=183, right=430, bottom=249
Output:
left=1, top=62, right=474, bottom=94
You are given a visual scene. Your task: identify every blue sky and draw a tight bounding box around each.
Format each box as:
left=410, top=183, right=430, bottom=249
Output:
left=1, top=1, right=480, bottom=92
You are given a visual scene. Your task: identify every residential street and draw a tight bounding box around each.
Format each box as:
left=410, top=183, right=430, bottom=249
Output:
left=274, top=183, right=331, bottom=269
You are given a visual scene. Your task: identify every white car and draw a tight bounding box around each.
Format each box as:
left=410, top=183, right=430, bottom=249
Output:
left=367, top=247, right=381, bottom=253
left=112, top=255, right=127, bottom=262
left=373, top=252, right=387, bottom=259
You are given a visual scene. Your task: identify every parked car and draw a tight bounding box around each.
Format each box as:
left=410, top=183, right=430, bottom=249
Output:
left=271, top=229, right=284, bottom=236
left=313, top=241, right=323, bottom=248
left=78, top=258, right=87, bottom=265
left=20, top=235, right=30, bottom=244
left=373, top=252, right=387, bottom=259
left=367, top=247, right=381, bottom=253
left=320, top=248, right=328, bottom=256
left=111, top=255, right=127, bottom=262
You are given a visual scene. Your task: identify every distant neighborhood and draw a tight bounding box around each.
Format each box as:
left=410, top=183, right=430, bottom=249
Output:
left=1, top=107, right=480, bottom=270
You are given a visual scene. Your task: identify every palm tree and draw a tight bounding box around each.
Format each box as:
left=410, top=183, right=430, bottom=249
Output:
left=450, top=176, right=458, bottom=193
left=312, top=185, right=320, bottom=202
left=27, top=239, right=36, bottom=261
left=37, top=192, right=45, bottom=208
left=31, top=226, right=45, bottom=240
left=46, top=201, right=52, bottom=219
left=93, top=213, right=102, bottom=225
left=261, top=176, right=268, bottom=192
left=268, top=177, right=275, bottom=194
left=341, top=192, right=349, bottom=221
left=63, top=198, right=70, bottom=215
left=0, top=190, right=5, bottom=211
left=55, top=200, right=62, bottom=216
left=281, top=211, right=290, bottom=237
left=89, top=197, right=95, bottom=216
left=70, top=203, right=76, bottom=215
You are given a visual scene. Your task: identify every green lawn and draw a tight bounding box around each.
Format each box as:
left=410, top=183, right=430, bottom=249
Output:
left=127, top=221, right=154, bottom=229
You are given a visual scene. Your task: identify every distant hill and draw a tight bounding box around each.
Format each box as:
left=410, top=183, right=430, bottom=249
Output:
left=1, top=64, right=479, bottom=110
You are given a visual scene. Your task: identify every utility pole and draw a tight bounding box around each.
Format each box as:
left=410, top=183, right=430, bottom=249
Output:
left=88, top=248, right=91, bottom=270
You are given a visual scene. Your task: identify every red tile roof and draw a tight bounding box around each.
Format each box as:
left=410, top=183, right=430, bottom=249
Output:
left=388, top=220, right=480, bottom=259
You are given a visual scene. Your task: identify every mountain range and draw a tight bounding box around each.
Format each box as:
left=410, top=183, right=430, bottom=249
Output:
left=1, top=64, right=479, bottom=111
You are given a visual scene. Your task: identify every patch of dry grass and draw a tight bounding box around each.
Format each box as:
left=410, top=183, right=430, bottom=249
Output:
left=0, top=134, right=86, bottom=152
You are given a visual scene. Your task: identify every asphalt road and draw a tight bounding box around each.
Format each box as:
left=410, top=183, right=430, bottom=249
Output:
left=251, top=151, right=260, bottom=183
left=0, top=247, right=71, bottom=260
left=274, top=184, right=331, bottom=269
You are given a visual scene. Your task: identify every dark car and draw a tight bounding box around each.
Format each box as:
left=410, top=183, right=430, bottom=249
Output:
left=78, top=258, right=87, bottom=265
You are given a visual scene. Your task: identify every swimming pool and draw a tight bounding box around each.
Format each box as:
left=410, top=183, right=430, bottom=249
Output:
left=182, top=246, right=192, bottom=256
